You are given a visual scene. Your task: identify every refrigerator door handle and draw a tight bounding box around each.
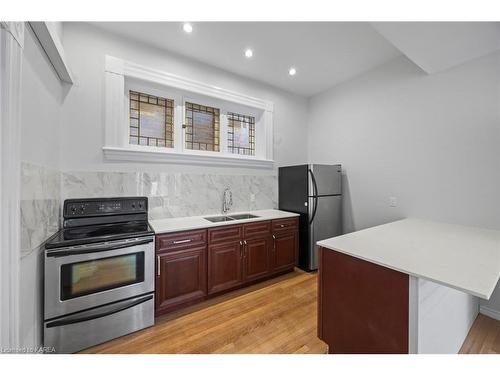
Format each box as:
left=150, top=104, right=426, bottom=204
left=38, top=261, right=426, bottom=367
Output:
left=309, top=196, right=318, bottom=224
left=308, top=168, right=319, bottom=197
left=308, top=169, right=319, bottom=224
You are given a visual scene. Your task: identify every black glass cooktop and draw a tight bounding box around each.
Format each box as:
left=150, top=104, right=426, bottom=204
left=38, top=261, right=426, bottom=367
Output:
left=45, top=221, right=154, bottom=249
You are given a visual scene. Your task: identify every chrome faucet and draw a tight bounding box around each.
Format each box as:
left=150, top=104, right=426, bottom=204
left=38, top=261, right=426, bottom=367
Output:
left=222, top=187, right=233, bottom=215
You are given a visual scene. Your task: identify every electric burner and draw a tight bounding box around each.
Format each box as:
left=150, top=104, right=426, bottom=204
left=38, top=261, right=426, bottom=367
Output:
left=45, top=197, right=154, bottom=249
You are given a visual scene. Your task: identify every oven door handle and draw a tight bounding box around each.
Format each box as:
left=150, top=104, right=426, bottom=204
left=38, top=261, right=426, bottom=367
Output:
left=45, top=294, right=153, bottom=328
left=46, top=238, right=154, bottom=257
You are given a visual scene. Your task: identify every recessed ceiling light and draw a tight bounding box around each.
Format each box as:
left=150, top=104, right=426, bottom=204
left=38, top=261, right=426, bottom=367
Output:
left=288, top=67, right=297, bottom=76
left=244, top=49, right=253, bottom=58
left=183, top=23, right=193, bottom=33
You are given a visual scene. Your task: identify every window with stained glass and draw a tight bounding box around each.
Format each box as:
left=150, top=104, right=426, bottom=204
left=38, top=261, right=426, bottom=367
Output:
left=184, top=102, right=220, bottom=152
left=227, top=112, right=255, bottom=156
left=129, top=91, right=174, bottom=148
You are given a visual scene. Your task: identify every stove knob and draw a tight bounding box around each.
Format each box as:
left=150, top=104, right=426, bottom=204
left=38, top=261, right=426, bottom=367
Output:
left=132, top=203, right=136, bottom=209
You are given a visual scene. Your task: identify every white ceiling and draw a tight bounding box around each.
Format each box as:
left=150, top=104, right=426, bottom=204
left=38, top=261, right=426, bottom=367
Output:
left=371, top=22, right=500, bottom=74
left=91, top=22, right=402, bottom=97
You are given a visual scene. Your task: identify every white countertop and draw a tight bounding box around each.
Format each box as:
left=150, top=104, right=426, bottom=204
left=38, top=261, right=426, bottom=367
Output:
left=317, top=218, right=500, bottom=299
left=150, top=209, right=299, bottom=234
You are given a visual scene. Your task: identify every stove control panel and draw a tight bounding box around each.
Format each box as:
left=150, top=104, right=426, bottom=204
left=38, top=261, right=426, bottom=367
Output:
left=64, top=197, right=148, bottom=218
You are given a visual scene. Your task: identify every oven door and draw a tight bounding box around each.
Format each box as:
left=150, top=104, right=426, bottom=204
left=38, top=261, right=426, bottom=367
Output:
left=44, top=236, right=154, bottom=320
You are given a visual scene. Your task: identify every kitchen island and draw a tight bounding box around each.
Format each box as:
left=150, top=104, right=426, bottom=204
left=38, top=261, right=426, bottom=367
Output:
left=317, top=218, right=500, bottom=354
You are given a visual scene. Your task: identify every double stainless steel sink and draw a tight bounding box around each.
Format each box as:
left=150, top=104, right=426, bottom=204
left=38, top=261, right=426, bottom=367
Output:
left=204, top=213, right=260, bottom=223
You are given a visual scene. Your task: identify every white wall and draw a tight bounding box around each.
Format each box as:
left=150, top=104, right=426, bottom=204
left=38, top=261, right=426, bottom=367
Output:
left=60, top=23, right=308, bottom=174
left=19, top=25, right=63, bottom=349
left=21, top=25, right=63, bottom=168
left=45, top=22, right=63, bottom=43
left=308, top=53, right=500, bottom=311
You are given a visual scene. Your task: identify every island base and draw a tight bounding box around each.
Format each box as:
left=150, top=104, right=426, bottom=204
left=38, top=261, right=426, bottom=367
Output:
left=318, top=247, right=478, bottom=354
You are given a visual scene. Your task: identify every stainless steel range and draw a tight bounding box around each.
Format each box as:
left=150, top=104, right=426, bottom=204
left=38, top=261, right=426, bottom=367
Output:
left=44, top=197, right=155, bottom=353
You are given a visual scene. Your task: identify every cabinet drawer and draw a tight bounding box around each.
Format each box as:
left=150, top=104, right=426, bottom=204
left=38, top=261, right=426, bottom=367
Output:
left=208, top=225, right=242, bottom=244
left=156, top=229, right=207, bottom=252
left=272, top=217, right=299, bottom=232
left=243, top=221, right=271, bottom=239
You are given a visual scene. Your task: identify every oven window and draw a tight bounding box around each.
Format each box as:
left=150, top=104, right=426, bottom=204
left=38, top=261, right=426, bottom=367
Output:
left=60, top=252, right=145, bottom=300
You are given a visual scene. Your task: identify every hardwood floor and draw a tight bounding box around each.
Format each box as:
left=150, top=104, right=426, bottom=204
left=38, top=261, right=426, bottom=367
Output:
left=81, top=269, right=500, bottom=354
left=460, top=314, right=500, bottom=354
left=81, top=269, right=328, bottom=354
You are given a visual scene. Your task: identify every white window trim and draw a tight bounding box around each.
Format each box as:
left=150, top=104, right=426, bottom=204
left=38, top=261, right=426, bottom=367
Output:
left=103, top=55, right=274, bottom=169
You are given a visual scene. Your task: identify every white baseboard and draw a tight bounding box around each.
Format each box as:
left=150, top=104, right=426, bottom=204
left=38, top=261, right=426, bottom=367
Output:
left=479, top=305, right=500, bottom=321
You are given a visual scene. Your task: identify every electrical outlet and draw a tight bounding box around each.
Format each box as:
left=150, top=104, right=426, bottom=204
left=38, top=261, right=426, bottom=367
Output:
left=250, top=193, right=255, bottom=202
left=389, top=196, right=397, bottom=207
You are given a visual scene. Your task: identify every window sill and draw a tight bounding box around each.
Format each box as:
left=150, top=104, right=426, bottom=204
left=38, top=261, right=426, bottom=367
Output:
left=102, top=146, right=274, bottom=169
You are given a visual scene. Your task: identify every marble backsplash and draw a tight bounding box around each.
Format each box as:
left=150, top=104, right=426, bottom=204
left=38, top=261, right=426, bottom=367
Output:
left=20, top=162, right=61, bottom=257
left=20, top=166, right=277, bottom=249
left=19, top=162, right=62, bottom=348
left=62, top=171, right=278, bottom=220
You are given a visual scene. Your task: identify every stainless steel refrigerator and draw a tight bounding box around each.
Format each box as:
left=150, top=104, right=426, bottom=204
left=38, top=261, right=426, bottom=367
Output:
left=278, top=164, right=342, bottom=271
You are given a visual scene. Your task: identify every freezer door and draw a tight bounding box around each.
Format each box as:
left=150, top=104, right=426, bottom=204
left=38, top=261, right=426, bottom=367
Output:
left=308, top=195, right=342, bottom=270
left=279, top=165, right=309, bottom=214
left=309, top=164, right=342, bottom=196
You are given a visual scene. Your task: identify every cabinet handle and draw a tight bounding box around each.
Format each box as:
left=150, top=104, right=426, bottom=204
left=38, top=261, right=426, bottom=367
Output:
left=243, top=240, right=247, bottom=257
left=272, top=234, right=276, bottom=251
left=173, top=239, right=192, bottom=244
left=240, top=240, right=243, bottom=258
left=156, top=255, right=161, bottom=277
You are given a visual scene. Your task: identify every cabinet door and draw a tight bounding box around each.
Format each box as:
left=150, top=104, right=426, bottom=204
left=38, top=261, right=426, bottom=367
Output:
left=156, top=245, right=207, bottom=315
left=243, top=237, right=271, bottom=282
left=208, top=241, right=243, bottom=294
left=272, top=231, right=298, bottom=272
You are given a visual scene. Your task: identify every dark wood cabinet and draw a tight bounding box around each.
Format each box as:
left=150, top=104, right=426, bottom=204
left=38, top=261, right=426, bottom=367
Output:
left=208, top=222, right=274, bottom=295
left=156, top=229, right=207, bottom=251
left=270, top=217, right=299, bottom=273
left=208, top=239, right=243, bottom=294
left=155, top=229, right=207, bottom=316
left=155, top=217, right=299, bottom=317
left=243, top=237, right=271, bottom=282
left=208, top=225, right=242, bottom=243
left=243, top=220, right=271, bottom=239
left=242, top=221, right=272, bottom=282
left=272, top=217, right=299, bottom=233
left=155, top=245, right=207, bottom=315
left=271, top=231, right=298, bottom=273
